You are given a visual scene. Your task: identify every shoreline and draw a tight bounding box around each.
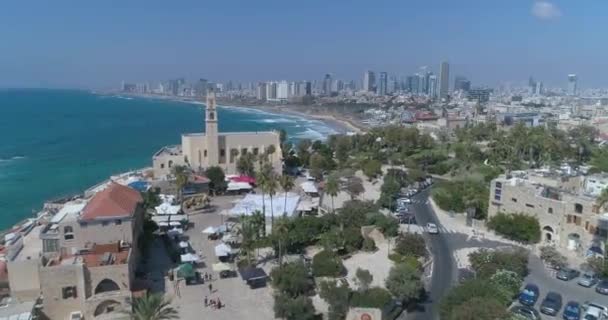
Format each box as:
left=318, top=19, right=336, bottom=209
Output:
left=104, top=91, right=366, bottom=135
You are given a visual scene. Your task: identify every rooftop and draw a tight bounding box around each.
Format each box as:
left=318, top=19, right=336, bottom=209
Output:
left=11, top=225, right=44, bottom=262
left=80, top=183, right=142, bottom=221
left=153, top=145, right=182, bottom=157
left=46, top=242, right=130, bottom=268
left=0, top=297, right=35, bottom=320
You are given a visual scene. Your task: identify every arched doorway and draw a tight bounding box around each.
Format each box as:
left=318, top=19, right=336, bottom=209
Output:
left=94, top=300, right=121, bottom=317
left=567, top=233, right=581, bottom=251
left=542, top=226, right=554, bottom=242
left=94, top=279, right=120, bottom=294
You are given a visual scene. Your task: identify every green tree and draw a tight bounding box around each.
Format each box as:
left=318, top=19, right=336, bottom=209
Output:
left=297, top=139, right=312, bottom=166
left=354, top=268, right=373, bottom=291
left=590, top=147, right=608, bottom=173
left=539, top=245, right=567, bottom=269
left=273, top=217, right=290, bottom=266
left=487, top=212, right=541, bottom=244
left=312, top=250, right=344, bottom=277
left=385, top=263, right=423, bottom=302
left=279, top=175, right=295, bottom=216
left=449, top=296, right=510, bottom=320
left=596, top=187, right=608, bottom=211
left=350, top=287, right=393, bottom=309
left=345, top=176, right=364, bottom=200
left=440, top=279, right=511, bottom=319
left=309, top=153, right=326, bottom=180
left=362, top=159, right=382, bottom=181
left=237, top=153, right=256, bottom=176
left=273, top=295, right=317, bottom=320
left=270, top=262, right=314, bottom=297
left=141, top=189, right=161, bottom=210
left=205, top=166, right=226, bottom=194
left=394, top=233, right=427, bottom=258
left=319, top=280, right=351, bottom=320
left=128, top=292, right=178, bottom=320
left=490, top=270, right=523, bottom=302
left=325, top=174, right=340, bottom=213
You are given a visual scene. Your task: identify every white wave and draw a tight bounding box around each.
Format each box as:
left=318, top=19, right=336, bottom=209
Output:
left=255, top=118, right=297, bottom=124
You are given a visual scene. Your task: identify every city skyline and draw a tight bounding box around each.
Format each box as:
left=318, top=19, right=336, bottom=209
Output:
left=2, top=1, right=607, bottom=88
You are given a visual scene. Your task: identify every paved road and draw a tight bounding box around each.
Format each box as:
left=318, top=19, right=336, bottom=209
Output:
left=404, top=188, right=457, bottom=320
left=520, top=255, right=608, bottom=319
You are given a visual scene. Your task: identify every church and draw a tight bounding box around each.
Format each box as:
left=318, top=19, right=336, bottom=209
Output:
left=152, top=91, right=282, bottom=177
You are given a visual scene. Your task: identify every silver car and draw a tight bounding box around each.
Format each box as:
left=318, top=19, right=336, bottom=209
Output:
left=578, top=272, right=599, bottom=287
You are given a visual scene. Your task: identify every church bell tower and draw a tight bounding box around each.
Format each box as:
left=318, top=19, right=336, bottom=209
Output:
left=205, top=90, right=219, bottom=165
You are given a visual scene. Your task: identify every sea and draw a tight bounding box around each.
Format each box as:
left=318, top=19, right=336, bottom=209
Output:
left=0, top=89, right=338, bottom=229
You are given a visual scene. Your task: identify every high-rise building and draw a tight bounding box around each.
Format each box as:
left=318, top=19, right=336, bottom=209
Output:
left=439, top=61, right=450, bottom=99
left=454, top=76, right=471, bottom=92
left=257, top=82, right=267, bottom=100
left=378, top=72, right=388, bottom=96
left=534, top=81, right=544, bottom=95
left=266, top=81, right=278, bottom=101
left=467, top=88, right=493, bottom=103
left=568, top=74, right=578, bottom=96
left=277, top=81, right=289, bottom=100
left=406, top=75, right=418, bottom=93
left=323, top=74, right=333, bottom=96
left=428, top=74, right=438, bottom=98
left=363, top=70, right=376, bottom=92
left=195, top=78, right=209, bottom=97
left=528, top=76, right=536, bottom=93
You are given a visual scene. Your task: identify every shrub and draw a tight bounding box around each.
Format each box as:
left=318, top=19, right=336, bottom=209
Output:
left=440, top=279, right=511, bottom=319
left=385, top=263, right=423, bottom=302
left=270, top=262, right=314, bottom=298
left=367, top=213, right=399, bottom=237
left=350, top=287, right=392, bottom=308
left=362, top=237, right=377, bottom=252
left=312, top=250, right=344, bottom=277
left=469, top=248, right=529, bottom=278
left=539, top=245, right=567, bottom=269
left=490, top=270, right=523, bottom=301
left=363, top=159, right=382, bottom=180
left=431, top=179, right=489, bottom=219
left=273, top=295, right=317, bottom=320
left=487, top=212, right=541, bottom=244
left=395, top=233, right=427, bottom=258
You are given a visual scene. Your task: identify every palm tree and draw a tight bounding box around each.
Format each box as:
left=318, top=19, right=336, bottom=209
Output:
left=128, top=292, right=178, bottom=320
left=325, top=174, right=339, bottom=213
left=172, top=165, right=188, bottom=204
left=263, top=165, right=278, bottom=229
left=266, top=144, right=276, bottom=163
left=279, top=175, right=295, bottom=216
left=274, top=217, right=290, bottom=266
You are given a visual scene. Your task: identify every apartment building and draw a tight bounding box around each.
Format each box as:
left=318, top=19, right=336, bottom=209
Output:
left=35, top=183, right=144, bottom=320
left=488, top=170, right=608, bottom=256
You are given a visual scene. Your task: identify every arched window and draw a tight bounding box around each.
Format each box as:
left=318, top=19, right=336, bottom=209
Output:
left=94, top=279, right=120, bottom=294
left=64, top=226, right=74, bottom=241
left=209, top=112, right=215, bottom=120
left=168, top=160, right=173, bottom=168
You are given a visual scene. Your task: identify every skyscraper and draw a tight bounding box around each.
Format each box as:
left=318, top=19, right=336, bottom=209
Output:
left=323, top=74, right=333, bottom=96
left=568, top=74, right=578, bottom=96
left=378, top=72, right=388, bottom=96
left=439, top=61, right=450, bottom=99
left=454, top=76, right=471, bottom=92
left=428, top=74, right=438, bottom=98
left=534, top=81, right=544, bottom=95
left=363, top=70, right=376, bottom=92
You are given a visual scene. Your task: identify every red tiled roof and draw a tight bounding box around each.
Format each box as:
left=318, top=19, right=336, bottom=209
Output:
left=81, top=183, right=142, bottom=221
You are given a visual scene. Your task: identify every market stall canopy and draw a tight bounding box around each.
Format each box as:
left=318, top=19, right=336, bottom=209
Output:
left=202, top=226, right=217, bottom=234
left=229, top=193, right=300, bottom=217
left=239, top=267, right=268, bottom=281
left=300, top=181, right=318, bottom=195
left=226, top=181, right=252, bottom=192
left=212, top=262, right=233, bottom=272
left=154, top=203, right=181, bottom=215
left=167, top=228, right=183, bottom=237
left=180, top=253, right=200, bottom=263
left=214, top=243, right=233, bottom=257
left=177, top=263, right=195, bottom=278
left=178, top=241, right=189, bottom=249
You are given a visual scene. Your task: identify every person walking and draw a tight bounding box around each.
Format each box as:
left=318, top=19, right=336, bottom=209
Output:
left=204, top=296, right=208, bottom=307
left=217, top=298, right=222, bottom=309
left=208, top=283, right=213, bottom=293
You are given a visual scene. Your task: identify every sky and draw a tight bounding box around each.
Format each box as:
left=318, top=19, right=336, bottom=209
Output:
left=0, top=0, right=606, bottom=89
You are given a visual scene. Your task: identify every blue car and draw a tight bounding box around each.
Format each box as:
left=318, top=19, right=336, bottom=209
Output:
left=562, top=301, right=580, bottom=320
left=519, top=283, right=540, bottom=306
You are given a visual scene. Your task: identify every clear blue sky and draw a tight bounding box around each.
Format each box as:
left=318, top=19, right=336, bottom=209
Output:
left=0, top=0, right=605, bottom=88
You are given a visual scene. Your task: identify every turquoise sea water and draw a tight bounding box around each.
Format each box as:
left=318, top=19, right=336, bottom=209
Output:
left=0, top=89, right=337, bottom=229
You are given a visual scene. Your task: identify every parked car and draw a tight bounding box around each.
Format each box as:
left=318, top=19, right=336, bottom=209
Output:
left=540, top=291, right=563, bottom=316
left=582, top=302, right=608, bottom=320
left=510, top=305, right=541, bottom=320
left=596, top=279, right=608, bottom=295
left=578, top=272, right=599, bottom=288
left=562, top=301, right=581, bottom=320
left=426, top=223, right=439, bottom=234
left=519, top=283, right=540, bottom=306
left=557, top=268, right=581, bottom=281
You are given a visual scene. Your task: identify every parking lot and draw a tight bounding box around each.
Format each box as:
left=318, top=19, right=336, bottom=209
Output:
left=516, top=254, right=608, bottom=319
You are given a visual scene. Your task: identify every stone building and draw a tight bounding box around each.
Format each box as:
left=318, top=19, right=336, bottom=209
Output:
left=36, top=183, right=144, bottom=320
left=152, top=91, right=282, bottom=178
left=488, top=170, right=608, bottom=256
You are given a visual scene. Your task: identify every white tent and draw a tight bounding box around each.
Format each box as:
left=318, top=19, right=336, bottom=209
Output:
left=212, top=262, right=233, bottom=272
left=202, top=226, right=217, bottom=234
left=167, top=228, right=183, bottom=237
left=180, top=253, right=200, bottom=263
left=178, top=241, right=189, bottom=249
left=154, top=203, right=181, bottom=215
left=214, top=243, right=232, bottom=257
left=300, top=181, right=318, bottom=195
left=229, top=193, right=300, bottom=217
left=226, top=181, right=252, bottom=192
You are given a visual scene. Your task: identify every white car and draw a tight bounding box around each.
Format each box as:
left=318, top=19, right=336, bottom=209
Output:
left=583, top=302, right=608, bottom=320
left=426, top=223, right=439, bottom=234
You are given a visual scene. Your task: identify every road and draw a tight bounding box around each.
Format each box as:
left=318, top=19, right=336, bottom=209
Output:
left=404, top=188, right=457, bottom=320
